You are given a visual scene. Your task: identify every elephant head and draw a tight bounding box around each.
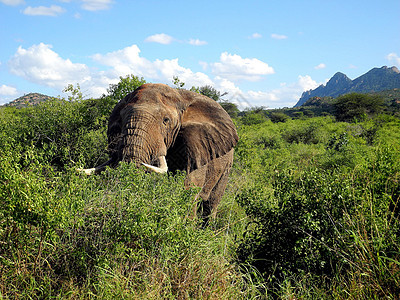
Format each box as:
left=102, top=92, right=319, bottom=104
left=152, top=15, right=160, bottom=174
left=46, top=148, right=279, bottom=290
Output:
left=80, top=83, right=238, bottom=222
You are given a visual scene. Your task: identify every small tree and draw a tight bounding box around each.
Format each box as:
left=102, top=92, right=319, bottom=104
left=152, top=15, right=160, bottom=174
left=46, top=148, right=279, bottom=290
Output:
left=270, top=112, right=290, bottom=123
left=105, top=75, right=147, bottom=103
left=198, top=85, right=228, bottom=102
left=333, top=93, right=384, bottom=122
left=219, top=101, right=240, bottom=118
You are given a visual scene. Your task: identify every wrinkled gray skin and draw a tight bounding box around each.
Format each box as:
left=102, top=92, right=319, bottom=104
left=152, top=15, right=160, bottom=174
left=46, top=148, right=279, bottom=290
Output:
left=80, top=83, right=238, bottom=224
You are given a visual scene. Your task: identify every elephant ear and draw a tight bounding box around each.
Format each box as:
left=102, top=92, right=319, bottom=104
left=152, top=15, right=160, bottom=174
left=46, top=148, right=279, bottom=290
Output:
left=174, top=90, right=238, bottom=171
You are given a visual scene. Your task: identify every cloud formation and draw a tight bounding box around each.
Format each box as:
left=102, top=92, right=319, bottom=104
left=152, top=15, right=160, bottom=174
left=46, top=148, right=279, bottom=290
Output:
left=314, top=63, right=326, bottom=70
left=145, top=33, right=174, bottom=45
left=387, top=53, right=400, bottom=67
left=9, top=43, right=90, bottom=90
left=0, top=0, right=24, bottom=5
left=188, top=39, right=207, bottom=46
left=249, top=33, right=262, bottom=39
left=271, top=33, right=288, bottom=40
left=92, top=45, right=214, bottom=89
left=0, top=84, right=18, bottom=96
left=81, top=0, right=113, bottom=11
left=6, top=43, right=317, bottom=108
left=23, top=5, right=65, bottom=16
left=211, top=52, right=275, bottom=82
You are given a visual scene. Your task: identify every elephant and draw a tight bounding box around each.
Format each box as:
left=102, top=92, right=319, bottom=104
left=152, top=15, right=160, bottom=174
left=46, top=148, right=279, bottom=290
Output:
left=80, top=83, right=238, bottom=224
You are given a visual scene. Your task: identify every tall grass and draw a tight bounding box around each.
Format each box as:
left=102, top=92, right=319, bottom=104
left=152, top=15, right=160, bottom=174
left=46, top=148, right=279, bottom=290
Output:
left=1, top=95, right=399, bottom=298
left=0, top=160, right=249, bottom=298
left=234, top=117, right=400, bottom=298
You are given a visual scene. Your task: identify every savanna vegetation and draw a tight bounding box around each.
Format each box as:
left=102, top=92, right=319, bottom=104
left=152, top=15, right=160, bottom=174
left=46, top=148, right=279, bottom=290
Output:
left=1, top=75, right=399, bottom=299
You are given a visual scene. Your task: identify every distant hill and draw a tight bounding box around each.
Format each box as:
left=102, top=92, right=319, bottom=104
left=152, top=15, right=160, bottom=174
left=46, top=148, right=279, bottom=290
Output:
left=4, top=93, right=54, bottom=108
left=295, top=66, right=400, bottom=107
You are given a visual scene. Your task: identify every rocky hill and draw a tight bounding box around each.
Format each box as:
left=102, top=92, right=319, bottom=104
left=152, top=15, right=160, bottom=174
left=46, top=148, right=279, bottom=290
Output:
left=4, top=93, right=54, bottom=108
left=295, top=66, right=400, bottom=107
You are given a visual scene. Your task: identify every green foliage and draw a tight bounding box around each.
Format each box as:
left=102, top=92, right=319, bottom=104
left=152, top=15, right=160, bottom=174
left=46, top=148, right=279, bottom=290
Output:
left=172, top=76, right=186, bottom=89
left=234, top=115, right=400, bottom=297
left=0, top=158, right=246, bottom=298
left=241, top=112, right=267, bottom=125
left=198, top=85, right=228, bottom=102
left=1, top=74, right=400, bottom=298
left=270, top=112, right=290, bottom=123
left=219, top=101, right=240, bottom=118
left=104, top=74, right=147, bottom=103
left=333, top=93, right=385, bottom=122
left=0, top=78, right=250, bottom=298
left=0, top=96, right=109, bottom=170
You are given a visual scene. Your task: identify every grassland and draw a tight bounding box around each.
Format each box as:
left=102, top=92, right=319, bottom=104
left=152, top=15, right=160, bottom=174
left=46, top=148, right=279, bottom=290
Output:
left=1, top=86, right=399, bottom=299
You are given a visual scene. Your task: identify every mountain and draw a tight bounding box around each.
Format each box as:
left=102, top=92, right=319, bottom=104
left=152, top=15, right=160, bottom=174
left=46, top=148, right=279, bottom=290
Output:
left=4, top=93, right=54, bottom=108
left=295, top=66, right=400, bottom=107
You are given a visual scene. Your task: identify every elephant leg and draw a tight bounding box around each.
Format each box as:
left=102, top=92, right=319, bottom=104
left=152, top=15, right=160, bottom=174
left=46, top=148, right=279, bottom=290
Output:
left=186, top=149, right=234, bottom=225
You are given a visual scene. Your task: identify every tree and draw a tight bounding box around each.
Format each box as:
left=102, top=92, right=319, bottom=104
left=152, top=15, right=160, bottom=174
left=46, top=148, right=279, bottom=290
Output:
left=269, top=112, right=290, bottom=123
left=172, top=76, right=186, bottom=89
left=104, top=74, right=147, bottom=103
left=333, top=93, right=384, bottom=122
left=198, top=85, right=228, bottom=102
left=241, top=112, right=267, bottom=125
left=219, top=101, right=240, bottom=118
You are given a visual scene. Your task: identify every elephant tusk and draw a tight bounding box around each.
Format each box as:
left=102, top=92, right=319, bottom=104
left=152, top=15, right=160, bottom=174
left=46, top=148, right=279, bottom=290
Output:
left=77, top=167, right=97, bottom=175
left=142, top=156, right=168, bottom=174
left=77, top=159, right=112, bottom=175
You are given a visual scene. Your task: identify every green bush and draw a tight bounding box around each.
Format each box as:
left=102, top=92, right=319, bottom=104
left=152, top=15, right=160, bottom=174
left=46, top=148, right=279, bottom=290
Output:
left=269, top=112, right=290, bottom=123
left=0, top=159, right=246, bottom=298
left=241, top=112, right=267, bottom=125
left=234, top=116, right=400, bottom=298
left=1, top=75, right=399, bottom=298
left=333, top=93, right=385, bottom=122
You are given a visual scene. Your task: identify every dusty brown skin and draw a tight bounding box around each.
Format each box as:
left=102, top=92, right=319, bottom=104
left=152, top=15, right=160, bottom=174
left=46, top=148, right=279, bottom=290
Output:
left=81, top=83, right=238, bottom=223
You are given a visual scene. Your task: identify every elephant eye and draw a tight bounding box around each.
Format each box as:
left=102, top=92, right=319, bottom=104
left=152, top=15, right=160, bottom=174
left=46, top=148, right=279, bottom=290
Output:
left=163, top=117, right=170, bottom=125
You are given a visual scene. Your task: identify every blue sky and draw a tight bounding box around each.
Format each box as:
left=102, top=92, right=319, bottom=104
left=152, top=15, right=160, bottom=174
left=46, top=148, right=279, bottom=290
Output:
left=1, top=0, right=399, bottom=108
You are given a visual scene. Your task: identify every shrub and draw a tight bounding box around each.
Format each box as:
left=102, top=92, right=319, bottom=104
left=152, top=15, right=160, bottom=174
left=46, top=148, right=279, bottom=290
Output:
left=241, top=112, right=267, bottom=125
left=333, top=93, right=384, bottom=122
left=270, top=112, right=289, bottom=123
left=281, top=122, right=322, bottom=144
left=234, top=140, right=400, bottom=297
left=0, top=160, right=247, bottom=298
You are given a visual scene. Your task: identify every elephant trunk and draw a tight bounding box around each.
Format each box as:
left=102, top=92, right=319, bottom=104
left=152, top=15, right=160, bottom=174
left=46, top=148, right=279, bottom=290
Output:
left=121, top=113, right=168, bottom=173
left=78, top=111, right=169, bottom=175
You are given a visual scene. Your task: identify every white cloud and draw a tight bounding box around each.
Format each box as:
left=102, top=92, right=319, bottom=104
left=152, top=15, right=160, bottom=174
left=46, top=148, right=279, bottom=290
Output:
left=386, top=53, right=400, bottom=67
left=6, top=43, right=319, bottom=109
left=145, top=33, right=174, bottom=45
left=247, top=90, right=279, bottom=102
left=92, top=45, right=154, bottom=78
left=0, top=84, right=18, bottom=96
left=0, top=0, right=24, bottom=5
left=188, top=39, right=207, bottom=46
left=314, top=63, right=326, bottom=70
left=297, top=75, right=320, bottom=92
left=81, top=0, right=113, bottom=11
left=211, top=52, right=274, bottom=82
left=92, top=45, right=213, bottom=89
left=234, top=75, right=321, bottom=109
left=199, top=61, right=208, bottom=70
left=271, top=33, right=288, bottom=40
left=249, top=33, right=262, bottom=39
left=9, top=43, right=90, bottom=90
left=8, top=43, right=213, bottom=99
left=23, top=5, right=65, bottom=16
